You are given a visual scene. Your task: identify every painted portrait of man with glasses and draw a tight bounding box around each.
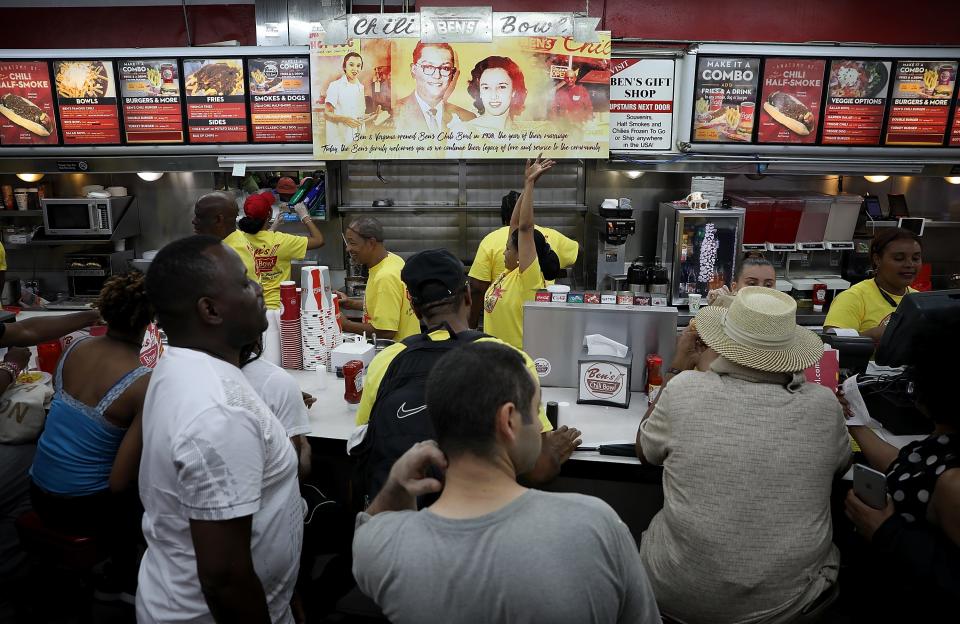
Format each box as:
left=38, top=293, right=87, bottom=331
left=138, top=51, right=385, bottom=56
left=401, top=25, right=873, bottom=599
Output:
left=394, top=41, right=476, bottom=133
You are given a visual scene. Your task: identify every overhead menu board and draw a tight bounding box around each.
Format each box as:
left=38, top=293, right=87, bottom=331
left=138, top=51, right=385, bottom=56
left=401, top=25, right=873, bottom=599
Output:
left=183, top=58, right=248, bottom=143
left=609, top=58, right=674, bottom=151
left=821, top=60, right=891, bottom=146
left=691, top=56, right=760, bottom=143
left=885, top=60, right=957, bottom=146
left=53, top=60, right=122, bottom=145
left=951, top=89, right=960, bottom=146
left=0, top=61, right=59, bottom=145
left=248, top=57, right=311, bottom=143
left=757, top=58, right=825, bottom=144
left=118, top=59, right=185, bottom=143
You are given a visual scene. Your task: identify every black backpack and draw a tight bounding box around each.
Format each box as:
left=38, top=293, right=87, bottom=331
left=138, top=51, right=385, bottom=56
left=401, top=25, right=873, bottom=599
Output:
left=353, top=324, right=486, bottom=506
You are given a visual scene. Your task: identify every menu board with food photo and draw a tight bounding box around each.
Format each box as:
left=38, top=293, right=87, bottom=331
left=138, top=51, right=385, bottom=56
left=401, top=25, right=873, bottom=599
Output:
left=692, top=56, right=760, bottom=143
left=183, top=58, right=248, bottom=144
left=119, top=59, right=184, bottom=144
left=53, top=60, right=122, bottom=145
left=950, top=87, right=960, bottom=146
left=0, top=61, right=59, bottom=145
left=757, top=58, right=825, bottom=144
left=821, top=60, right=891, bottom=146
left=885, top=60, right=957, bottom=146
left=248, top=57, right=311, bottom=143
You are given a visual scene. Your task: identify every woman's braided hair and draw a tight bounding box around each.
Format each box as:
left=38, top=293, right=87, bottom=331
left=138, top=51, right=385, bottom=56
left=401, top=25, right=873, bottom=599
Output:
left=94, top=270, right=155, bottom=336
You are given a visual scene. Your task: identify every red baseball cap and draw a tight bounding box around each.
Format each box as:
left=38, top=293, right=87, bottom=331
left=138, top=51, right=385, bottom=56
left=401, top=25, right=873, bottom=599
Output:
left=243, top=192, right=274, bottom=221
left=276, top=177, right=298, bottom=195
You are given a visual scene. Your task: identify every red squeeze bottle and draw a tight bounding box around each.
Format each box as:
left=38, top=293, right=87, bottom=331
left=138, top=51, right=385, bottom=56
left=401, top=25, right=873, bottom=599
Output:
left=343, top=360, right=364, bottom=404
left=646, top=354, right=663, bottom=405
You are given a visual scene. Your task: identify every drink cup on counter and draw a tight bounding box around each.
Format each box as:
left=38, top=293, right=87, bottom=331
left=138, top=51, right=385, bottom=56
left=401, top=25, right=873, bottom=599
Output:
left=688, top=293, right=703, bottom=313
left=13, top=188, right=28, bottom=211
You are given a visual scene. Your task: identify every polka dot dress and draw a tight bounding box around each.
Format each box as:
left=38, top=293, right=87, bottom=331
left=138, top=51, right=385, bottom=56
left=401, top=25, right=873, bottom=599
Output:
left=886, top=433, right=959, bottom=524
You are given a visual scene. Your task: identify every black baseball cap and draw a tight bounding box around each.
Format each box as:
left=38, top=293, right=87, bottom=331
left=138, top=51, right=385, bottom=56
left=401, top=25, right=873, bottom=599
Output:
left=401, top=248, right=466, bottom=305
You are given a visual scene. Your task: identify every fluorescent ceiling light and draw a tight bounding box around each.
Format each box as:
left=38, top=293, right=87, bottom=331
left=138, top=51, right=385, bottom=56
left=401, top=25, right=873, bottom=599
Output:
left=945, top=176, right=960, bottom=185
left=864, top=175, right=890, bottom=183
left=624, top=170, right=643, bottom=179
left=15, top=173, right=44, bottom=182
left=137, top=172, right=164, bottom=181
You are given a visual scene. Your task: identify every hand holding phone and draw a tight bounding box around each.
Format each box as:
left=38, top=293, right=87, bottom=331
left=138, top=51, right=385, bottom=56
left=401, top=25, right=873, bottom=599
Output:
left=853, top=463, right=888, bottom=510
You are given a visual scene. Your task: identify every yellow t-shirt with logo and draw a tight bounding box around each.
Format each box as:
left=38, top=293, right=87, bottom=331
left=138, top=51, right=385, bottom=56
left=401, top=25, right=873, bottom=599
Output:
left=482, top=258, right=545, bottom=350
left=223, top=229, right=254, bottom=278
left=364, top=252, right=420, bottom=342
left=824, top=279, right=916, bottom=333
left=469, top=225, right=579, bottom=284
left=236, top=230, right=308, bottom=309
left=0, top=241, right=7, bottom=271
left=356, top=328, right=552, bottom=432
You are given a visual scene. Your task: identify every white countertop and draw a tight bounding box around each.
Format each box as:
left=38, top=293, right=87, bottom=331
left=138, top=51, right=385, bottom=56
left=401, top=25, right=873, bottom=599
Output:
left=286, top=369, right=645, bottom=466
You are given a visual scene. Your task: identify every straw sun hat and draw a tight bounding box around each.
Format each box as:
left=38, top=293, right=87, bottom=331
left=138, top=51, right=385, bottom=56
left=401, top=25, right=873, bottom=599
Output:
left=694, top=286, right=824, bottom=373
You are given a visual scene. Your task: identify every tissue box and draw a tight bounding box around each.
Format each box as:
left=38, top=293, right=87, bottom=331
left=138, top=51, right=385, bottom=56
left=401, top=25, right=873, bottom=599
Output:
left=331, top=340, right=375, bottom=370
left=577, top=346, right=632, bottom=408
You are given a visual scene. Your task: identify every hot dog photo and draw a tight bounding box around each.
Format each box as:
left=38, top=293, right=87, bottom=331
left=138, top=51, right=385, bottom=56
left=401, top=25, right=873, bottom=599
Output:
left=0, top=61, right=59, bottom=145
left=758, top=58, right=825, bottom=144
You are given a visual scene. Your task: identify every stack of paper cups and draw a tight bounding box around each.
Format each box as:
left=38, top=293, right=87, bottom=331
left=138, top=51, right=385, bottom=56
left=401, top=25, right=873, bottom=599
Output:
left=301, top=265, right=333, bottom=312
left=299, top=266, right=342, bottom=371
left=261, top=309, right=282, bottom=365
left=279, top=281, right=303, bottom=370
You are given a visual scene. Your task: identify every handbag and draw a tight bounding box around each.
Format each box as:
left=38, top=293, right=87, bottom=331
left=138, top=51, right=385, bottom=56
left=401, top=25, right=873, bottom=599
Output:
left=0, top=380, right=53, bottom=444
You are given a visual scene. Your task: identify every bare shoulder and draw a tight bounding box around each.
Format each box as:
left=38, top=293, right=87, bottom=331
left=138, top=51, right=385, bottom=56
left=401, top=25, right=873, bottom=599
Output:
left=934, top=467, right=960, bottom=503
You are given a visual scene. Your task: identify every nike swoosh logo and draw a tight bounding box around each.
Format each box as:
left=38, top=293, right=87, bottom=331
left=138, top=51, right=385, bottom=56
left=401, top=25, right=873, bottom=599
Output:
left=397, top=402, right=427, bottom=419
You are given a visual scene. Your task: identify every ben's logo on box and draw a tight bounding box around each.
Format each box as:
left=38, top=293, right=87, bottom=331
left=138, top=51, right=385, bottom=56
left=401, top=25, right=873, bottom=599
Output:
left=583, top=364, right=624, bottom=398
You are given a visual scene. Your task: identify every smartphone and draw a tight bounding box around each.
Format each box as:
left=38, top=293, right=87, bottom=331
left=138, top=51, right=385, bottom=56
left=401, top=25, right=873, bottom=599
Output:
left=853, top=464, right=888, bottom=510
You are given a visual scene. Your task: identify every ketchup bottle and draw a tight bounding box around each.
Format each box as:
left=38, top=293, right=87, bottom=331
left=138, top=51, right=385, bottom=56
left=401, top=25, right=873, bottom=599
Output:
left=646, top=354, right=663, bottom=405
left=343, top=360, right=364, bottom=404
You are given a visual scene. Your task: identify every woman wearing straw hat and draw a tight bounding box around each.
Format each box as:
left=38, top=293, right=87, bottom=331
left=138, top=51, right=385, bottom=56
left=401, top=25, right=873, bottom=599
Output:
left=637, top=287, right=851, bottom=624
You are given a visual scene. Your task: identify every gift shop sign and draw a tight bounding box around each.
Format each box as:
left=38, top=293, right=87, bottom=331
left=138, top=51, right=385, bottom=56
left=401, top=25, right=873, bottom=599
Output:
left=609, top=58, right=674, bottom=151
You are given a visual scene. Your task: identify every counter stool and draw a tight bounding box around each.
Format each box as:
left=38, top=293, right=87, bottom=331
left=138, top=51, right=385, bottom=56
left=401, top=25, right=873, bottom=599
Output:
left=15, top=510, right=103, bottom=622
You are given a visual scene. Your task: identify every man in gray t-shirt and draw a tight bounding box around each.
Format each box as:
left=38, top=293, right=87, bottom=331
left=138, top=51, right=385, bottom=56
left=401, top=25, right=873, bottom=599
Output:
left=352, top=341, right=660, bottom=624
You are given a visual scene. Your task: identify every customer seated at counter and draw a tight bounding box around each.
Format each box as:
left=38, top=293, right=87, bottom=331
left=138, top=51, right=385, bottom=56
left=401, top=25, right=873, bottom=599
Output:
left=824, top=228, right=921, bottom=343
left=29, top=271, right=154, bottom=603
left=482, top=157, right=560, bottom=350
left=139, top=236, right=302, bottom=623
left=236, top=191, right=325, bottom=310
left=637, top=287, right=850, bottom=624
left=336, top=217, right=420, bottom=341
left=707, top=252, right=777, bottom=306
left=468, top=189, right=579, bottom=327
left=352, top=248, right=580, bottom=498
left=842, top=317, right=960, bottom=619
left=353, top=342, right=660, bottom=624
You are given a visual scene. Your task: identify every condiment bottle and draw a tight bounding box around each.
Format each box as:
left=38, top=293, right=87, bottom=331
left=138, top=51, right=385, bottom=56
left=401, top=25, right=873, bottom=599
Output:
left=646, top=354, right=663, bottom=405
left=343, top=359, right=364, bottom=404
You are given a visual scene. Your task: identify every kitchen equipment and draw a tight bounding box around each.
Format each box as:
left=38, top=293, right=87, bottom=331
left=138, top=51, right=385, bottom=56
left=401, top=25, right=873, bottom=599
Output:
left=626, top=258, right=646, bottom=290
left=727, top=193, right=772, bottom=245
left=823, top=194, right=863, bottom=243
left=586, top=199, right=637, bottom=290
left=47, top=251, right=135, bottom=310
left=792, top=193, right=833, bottom=244
left=41, top=196, right=134, bottom=236
left=657, top=202, right=745, bottom=306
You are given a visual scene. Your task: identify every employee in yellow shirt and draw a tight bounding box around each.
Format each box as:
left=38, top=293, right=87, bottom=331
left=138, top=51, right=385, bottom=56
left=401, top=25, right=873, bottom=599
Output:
left=469, top=190, right=579, bottom=327
left=483, top=157, right=560, bottom=350
left=825, top=228, right=922, bottom=343
left=192, top=191, right=258, bottom=286
left=235, top=192, right=325, bottom=309
left=335, top=217, right=420, bottom=341
left=354, top=247, right=581, bottom=486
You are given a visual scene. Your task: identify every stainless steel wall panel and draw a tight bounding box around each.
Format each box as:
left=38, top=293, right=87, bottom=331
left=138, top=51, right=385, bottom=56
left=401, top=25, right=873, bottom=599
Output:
left=255, top=0, right=290, bottom=46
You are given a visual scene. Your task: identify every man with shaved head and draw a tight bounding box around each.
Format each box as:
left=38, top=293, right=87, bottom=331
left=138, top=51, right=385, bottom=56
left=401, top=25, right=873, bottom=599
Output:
left=191, top=191, right=255, bottom=283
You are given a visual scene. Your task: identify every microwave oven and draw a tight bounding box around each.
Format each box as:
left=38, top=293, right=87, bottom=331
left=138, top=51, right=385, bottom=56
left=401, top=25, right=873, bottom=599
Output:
left=41, top=196, right=133, bottom=236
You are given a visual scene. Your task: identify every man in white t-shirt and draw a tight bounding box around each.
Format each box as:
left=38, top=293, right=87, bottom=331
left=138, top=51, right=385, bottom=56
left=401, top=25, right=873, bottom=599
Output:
left=241, top=345, right=313, bottom=478
left=140, top=235, right=304, bottom=624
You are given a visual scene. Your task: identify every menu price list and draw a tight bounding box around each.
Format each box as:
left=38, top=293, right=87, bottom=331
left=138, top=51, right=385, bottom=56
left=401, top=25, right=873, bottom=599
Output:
left=119, top=59, right=184, bottom=143
left=950, top=88, right=960, bottom=146
left=249, top=57, right=311, bottom=143
left=53, top=60, right=122, bottom=145
left=885, top=60, right=957, bottom=146
left=0, top=61, right=59, bottom=145
left=183, top=59, right=248, bottom=144
left=821, top=60, right=891, bottom=146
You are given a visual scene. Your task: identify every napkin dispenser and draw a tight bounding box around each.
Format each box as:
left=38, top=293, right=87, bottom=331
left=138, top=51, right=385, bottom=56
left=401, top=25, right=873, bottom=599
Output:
left=577, top=336, right=632, bottom=408
left=331, top=339, right=375, bottom=370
